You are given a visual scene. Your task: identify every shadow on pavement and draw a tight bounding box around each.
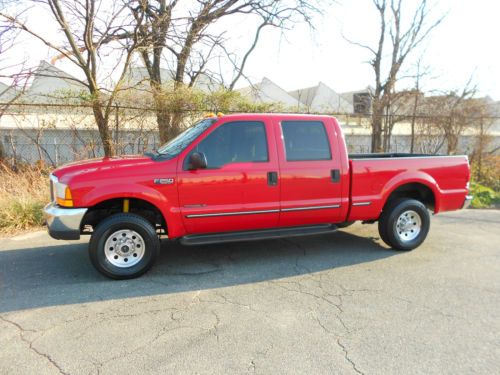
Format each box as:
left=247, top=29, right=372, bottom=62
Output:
left=0, top=230, right=397, bottom=313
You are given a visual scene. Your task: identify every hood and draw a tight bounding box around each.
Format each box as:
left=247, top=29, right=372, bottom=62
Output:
left=53, top=155, right=156, bottom=183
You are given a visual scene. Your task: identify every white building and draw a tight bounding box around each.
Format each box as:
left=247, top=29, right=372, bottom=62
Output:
left=289, top=82, right=353, bottom=113
left=237, top=77, right=299, bottom=108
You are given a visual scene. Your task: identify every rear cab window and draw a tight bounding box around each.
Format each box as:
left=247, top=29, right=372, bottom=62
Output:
left=281, top=120, right=332, bottom=161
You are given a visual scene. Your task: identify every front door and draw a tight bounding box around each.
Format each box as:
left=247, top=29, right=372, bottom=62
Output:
left=274, top=118, right=344, bottom=227
left=177, top=119, right=280, bottom=234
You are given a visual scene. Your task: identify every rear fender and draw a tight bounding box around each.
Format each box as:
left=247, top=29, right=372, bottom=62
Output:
left=381, top=171, right=442, bottom=213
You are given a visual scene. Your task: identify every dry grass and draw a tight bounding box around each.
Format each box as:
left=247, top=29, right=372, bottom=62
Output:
left=0, top=163, right=51, bottom=234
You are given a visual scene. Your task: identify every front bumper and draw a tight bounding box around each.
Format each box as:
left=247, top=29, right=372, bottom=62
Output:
left=43, top=202, right=88, bottom=240
left=462, top=195, right=473, bottom=209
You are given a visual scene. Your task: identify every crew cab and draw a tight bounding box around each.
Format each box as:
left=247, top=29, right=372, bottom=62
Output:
left=43, top=114, right=472, bottom=279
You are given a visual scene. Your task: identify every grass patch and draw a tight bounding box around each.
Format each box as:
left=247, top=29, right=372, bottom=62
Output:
left=0, top=163, right=50, bottom=234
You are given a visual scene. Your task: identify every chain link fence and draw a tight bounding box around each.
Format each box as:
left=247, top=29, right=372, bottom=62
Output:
left=1, top=102, right=499, bottom=167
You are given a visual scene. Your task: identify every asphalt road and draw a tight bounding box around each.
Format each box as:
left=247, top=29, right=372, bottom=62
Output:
left=0, top=209, right=499, bottom=375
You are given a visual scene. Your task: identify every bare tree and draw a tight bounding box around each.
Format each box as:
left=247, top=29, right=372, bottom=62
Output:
left=128, top=0, right=319, bottom=143
left=346, top=0, right=443, bottom=152
left=0, top=0, right=31, bottom=162
left=1, top=0, right=147, bottom=156
left=469, top=98, right=495, bottom=181
left=415, top=81, right=476, bottom=155
left=408, top=58, right=431, bottom=153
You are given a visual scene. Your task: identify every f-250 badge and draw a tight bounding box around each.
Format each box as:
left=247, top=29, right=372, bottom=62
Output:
left=154, top=178, right=175, bottom=185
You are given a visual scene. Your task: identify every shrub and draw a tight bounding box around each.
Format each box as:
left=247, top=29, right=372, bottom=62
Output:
left=0, top=163, right=50, bottom=234
left=469, top=182, right=500, bottom=209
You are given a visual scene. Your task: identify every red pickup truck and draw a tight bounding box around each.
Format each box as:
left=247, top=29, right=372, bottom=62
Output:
left=44, top=114, right=472, bottom=279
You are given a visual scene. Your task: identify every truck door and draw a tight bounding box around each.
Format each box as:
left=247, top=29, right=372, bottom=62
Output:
left=177, top=118, right=280, bottom=234
left=274, top=118, right=344, bottom=226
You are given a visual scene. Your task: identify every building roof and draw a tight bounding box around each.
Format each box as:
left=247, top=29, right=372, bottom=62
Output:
left=0, top=82, right=19, bottom=101
left=289, top=82, right=353, bottom=113
left=24, top=61, right=87, bottom=102
left=124, top=66, right=221, bottom=93
left=237, top=77, right=299, bottom=108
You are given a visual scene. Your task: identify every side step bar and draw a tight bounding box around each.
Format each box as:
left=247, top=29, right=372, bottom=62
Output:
left=180, top=224, right=337, bottom=246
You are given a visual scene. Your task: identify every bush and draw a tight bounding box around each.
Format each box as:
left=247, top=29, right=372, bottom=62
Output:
left=0, top=163, right=50, bottom=234
left=469, top=182, right=500, bottom=209
left=470, top=155, right=500, bottom=192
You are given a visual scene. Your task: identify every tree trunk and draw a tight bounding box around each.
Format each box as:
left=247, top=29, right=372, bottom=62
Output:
left=152, top=94, right=185, bottom=144
left=371, top=100, right=384, bottom=153
left=410, top=92, right=419, bottom=153
left=91, top=101, right=114, bottom=157
left=446, top=134, right=458, bottom=155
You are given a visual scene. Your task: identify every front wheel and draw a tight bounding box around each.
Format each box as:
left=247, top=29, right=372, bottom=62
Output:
left=378, top=199, right=430, bottom=251
left=89, top=214, right=160, bottom=279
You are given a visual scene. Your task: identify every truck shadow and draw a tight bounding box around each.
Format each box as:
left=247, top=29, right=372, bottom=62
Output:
left=0, top=230, right=397, bottom=313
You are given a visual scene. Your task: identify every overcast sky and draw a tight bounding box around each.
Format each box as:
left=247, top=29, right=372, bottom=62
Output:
left=235, top=0, right=500, bottom=100
left=5, top=0, right=500, bottom=101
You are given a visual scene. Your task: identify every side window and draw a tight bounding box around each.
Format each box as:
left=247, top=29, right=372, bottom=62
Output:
left=281, top=121, right=332, bottom=161
left=187, top=121, right=268, bottom=169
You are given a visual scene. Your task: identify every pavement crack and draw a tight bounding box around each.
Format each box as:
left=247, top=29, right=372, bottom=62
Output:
left=0, top=314, right=69, bottom=375
left=210, top=310, right=221, bottom=343
left=313, top=315, right=364, bottom=375
left=336, top=337, right=365, bottom=375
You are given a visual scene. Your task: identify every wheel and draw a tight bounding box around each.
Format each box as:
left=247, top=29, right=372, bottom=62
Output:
left=89, top=213, right=160, bottom=279
left=378, top=199, right=430, bottom=251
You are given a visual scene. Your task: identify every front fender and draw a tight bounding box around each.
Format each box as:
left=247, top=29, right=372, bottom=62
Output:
left=82, top=184, right=169, bottom=208
left=77, top=183, right=185, bottom=238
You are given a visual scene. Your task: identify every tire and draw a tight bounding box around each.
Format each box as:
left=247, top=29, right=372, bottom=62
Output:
left=89, top=213, right=160, bottom=279
left=378, top=199, right=430, bottom=251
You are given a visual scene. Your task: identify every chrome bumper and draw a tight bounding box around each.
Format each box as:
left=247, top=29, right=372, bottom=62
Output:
left=462, top=195, right=473, bottom=209
left=43, top=202, right=88, bottom=240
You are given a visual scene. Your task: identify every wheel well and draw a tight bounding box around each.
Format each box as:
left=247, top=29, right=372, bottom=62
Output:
left=81, top=198, right=167, bottom=234
left=384, top=183, right=435, bottom=211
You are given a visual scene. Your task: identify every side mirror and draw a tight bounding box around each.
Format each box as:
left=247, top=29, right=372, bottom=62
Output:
left=188, top=152, right=207, bottom=170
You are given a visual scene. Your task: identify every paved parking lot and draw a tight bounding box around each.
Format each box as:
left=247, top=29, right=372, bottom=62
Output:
left=0, top=209, right=499, bottom=375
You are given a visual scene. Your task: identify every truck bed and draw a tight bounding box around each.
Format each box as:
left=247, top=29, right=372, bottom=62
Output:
left=347, top=154, right=470, bottom=221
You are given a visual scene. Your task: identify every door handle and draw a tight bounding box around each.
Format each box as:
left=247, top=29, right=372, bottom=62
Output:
left=331, top=169, right=340, bottom=183
left=267, top=171, right=278, bottom=186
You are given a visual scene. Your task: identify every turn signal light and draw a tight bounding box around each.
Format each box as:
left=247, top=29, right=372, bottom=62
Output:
left=57, top=187, right=73, bottom=207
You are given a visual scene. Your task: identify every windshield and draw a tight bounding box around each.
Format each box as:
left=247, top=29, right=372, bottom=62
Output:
left=156, top=118, right=216, bottom=158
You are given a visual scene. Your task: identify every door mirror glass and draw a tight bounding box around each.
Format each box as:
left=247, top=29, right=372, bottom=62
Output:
left=188, top=152, right=208, bottom=170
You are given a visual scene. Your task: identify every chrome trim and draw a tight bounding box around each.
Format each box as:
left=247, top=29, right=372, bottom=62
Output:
left=462, top=195, right=473, bottom=209
left=49, top=174, right=58, bottom=203
left=349, top=155, right=467, bottom=161
left=185, top=204, right=341, bottom=218
left=281, top=204, right=340, bottom=212
left=43, top=202, right=88, bottom=240
left=352, top=201, right=372, bottom=206
left=186, top=209, right=279, bottom=218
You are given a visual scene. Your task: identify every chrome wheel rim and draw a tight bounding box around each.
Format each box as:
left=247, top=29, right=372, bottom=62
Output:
left=396, top=210, right=422, bottom=242
left=104, top=229, right=145, bottom=268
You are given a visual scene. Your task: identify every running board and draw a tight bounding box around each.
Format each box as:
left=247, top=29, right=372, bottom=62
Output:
left=180, top=224, right=337, bottom=246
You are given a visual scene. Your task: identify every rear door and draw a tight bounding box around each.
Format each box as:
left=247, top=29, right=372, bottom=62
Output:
left=274, top=118, right=344, bottom=226
left=177, top=118, right=280, bottom=234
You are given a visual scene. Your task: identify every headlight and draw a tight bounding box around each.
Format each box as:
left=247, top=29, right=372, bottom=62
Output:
left=50, top=174, right=73, bottom=207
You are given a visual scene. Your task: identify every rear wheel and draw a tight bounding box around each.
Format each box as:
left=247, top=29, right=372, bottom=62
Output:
left=89, top=214, right=160, bottom=279
left=378, top=199, right=430, bottom=251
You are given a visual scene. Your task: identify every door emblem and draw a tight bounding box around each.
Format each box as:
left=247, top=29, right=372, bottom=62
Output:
left=154, top=178, right=175, bottom=185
